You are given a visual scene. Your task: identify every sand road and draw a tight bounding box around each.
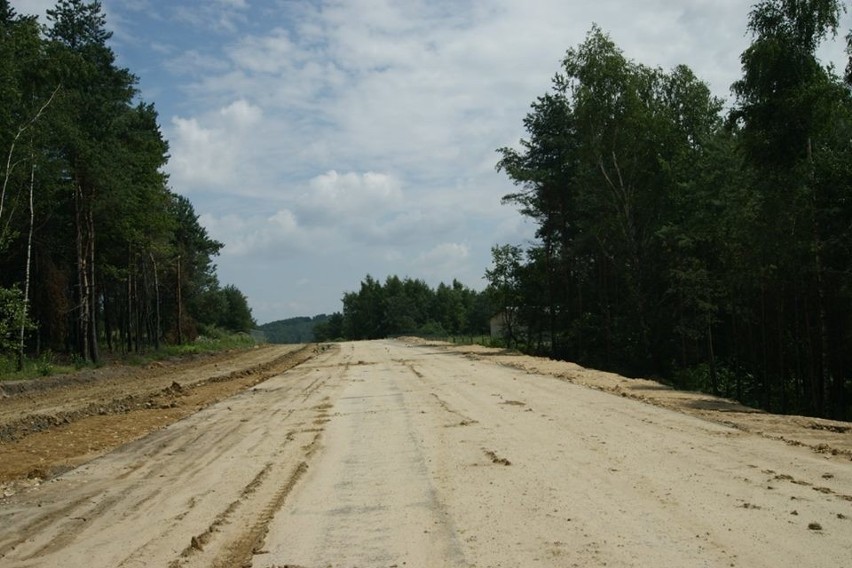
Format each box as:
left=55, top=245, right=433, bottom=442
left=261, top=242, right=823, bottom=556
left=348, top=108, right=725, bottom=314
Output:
left=1, top=340, right=850, bottom=567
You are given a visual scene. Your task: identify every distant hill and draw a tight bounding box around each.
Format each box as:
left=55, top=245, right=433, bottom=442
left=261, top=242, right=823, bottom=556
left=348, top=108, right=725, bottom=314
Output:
left=257, top=315, right=330, bottom=344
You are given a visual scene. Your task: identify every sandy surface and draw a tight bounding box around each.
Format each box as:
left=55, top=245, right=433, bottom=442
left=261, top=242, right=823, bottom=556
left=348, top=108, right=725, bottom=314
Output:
left=1, top=340, right=851, bottom=567
left=433, top=340, right=852, bottom=459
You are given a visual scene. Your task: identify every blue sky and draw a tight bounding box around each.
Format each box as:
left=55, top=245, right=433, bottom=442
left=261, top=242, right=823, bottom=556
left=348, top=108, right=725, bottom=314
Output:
left=13, top=0, right=852, bottom=324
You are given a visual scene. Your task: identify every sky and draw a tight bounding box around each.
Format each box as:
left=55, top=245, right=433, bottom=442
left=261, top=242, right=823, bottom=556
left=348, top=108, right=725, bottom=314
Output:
left=13, top=0, right=852, bottom=324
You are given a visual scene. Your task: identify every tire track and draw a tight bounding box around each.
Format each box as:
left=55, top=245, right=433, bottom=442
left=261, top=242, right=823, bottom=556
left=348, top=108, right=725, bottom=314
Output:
left=429, top=392, right=477, bottom=426
left=175, top=429, right=327, bottom=568
left=212, top=461, right=309, bottom=568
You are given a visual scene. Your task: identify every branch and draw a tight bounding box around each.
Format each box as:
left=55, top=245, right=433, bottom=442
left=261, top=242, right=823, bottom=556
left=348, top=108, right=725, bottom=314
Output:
left=598, top=151, right=636, bottom=248
left=597, top=156, right=618, bottom=193
left=0, top=84, right=62, bottom=225
left=597, top=156, right=626, bottom=223
left=611, top=150, right=626, bottom=196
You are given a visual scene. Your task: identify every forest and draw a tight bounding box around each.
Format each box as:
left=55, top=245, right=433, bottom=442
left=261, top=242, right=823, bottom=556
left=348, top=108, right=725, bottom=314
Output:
left=0, top=0, right=254, bottom=371
left=492, top=0, right=852, bottom=419
left=319, top=275, right=492, bottom=342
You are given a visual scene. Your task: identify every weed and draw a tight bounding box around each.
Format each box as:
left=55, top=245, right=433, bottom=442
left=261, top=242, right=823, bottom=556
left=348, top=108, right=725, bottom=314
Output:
left=71, top=352, right=88, bottom=370
left=36, top=351, right=54, bottom=376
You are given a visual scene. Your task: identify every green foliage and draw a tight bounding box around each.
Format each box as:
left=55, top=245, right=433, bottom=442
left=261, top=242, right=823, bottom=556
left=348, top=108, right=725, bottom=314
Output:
left=0, top=330, right=255, bottom=382
left=416, top=321, right=447, bottom=338
left=217, top=285, right=255, bottom=332
left=0, top=286, right=34, bottom=354
left=0, top=350, right=77, bottom=381
left=313, top=313, right=344, bottom=342
left=846, top=29, right=852, bottom=84
left=36, top=350, right=55, bottom=376
left=336, top=275, right=490, bottom=341
left=732, top=0, right=845, bottom=166
left=186, top=282, right=257, bottom=340
left=161, top=330, right=255, bottom=355
left=484, top=245, right=523, bottom=347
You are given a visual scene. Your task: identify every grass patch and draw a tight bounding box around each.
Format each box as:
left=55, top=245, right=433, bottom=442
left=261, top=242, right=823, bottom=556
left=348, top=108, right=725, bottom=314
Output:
left=1, top=329, right=257, bottom=382
left=155, top=331, right=256, bottom=358
left=0, top=352, right=76, bottom=382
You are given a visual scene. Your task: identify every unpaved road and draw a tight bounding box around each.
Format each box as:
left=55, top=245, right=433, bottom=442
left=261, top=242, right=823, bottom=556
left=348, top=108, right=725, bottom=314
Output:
left=1, top=340, right=851, bottom=567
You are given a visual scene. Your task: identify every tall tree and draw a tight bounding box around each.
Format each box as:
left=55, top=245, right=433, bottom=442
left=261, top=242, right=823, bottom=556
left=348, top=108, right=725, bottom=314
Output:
left=1, top=7, right=50, bottom=252
left=46, top=0, right=137, bottom=362
left=169, top=193, right=223, bottom=342
left=1, top=5, right=63, bottom=367
left=218, top=285, right=255, bottom=332
left=485, top=245, right=523, bottom=347
left=499, top=26, right=724, bottom=373
left=731, top=0, right=849, bottom=415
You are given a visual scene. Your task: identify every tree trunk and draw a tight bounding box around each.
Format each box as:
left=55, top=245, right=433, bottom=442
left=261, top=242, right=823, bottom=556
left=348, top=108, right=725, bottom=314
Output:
left=176, top=254, right=183, bottom=345
left=707, top=322, right=718, bottom=396
left=134, top=263, right=141, bottom=353
left=760, top=280, right=771, bottom=411
left=104, top=290, right=113, bottom=353
left=151, top=253, right=160, bottom=350
left=126, top=254, right=132, bottom=353
left=87, top=204, right=99, bottom=363
left=75, top=181, right=90, bottom=360
left=16, top=156, right=35, bottom=371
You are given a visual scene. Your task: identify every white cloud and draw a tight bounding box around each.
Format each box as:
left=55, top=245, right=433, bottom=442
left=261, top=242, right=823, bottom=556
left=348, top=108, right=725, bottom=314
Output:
left=414, top=243, right=471, bottom=272
left=435, top=242, right=470, bottom=260
left=165, top=50, right=232, bottom=76
left=169, top=99, right=263, bottom=192
left=169, top=116, right=233, bottom=188
left=219, top=99, right=263, bottom=126
left=200, top=208, right=313, bottom=260
left=302, top=170, right=403, bottom=217
left=198, top=170, right=415, bottom=261
left=173, top=1, right=249, bottom=33
left=228, top=29, right=302, bottom=74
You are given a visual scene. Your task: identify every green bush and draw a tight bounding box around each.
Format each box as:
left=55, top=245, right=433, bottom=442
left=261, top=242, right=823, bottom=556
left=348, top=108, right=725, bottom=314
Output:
left=0, top=286, right=35, bottom=356
left=161, top=328, right=255, bottom=358
left=416, top=321, right=447, bottom=338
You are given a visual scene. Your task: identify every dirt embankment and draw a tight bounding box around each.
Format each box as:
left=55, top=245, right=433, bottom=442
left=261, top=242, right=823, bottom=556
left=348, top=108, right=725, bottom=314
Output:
left=0, top=344, right=319, bottom=488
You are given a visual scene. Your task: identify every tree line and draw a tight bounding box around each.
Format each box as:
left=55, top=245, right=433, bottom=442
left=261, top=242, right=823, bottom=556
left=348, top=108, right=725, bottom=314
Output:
left=258, top=315, right=331, bottom=344
left=492, top=0, right=852, bottom=419
left=0, top=0, right=254, bottom=369
left=315, top=275, right=492, bottom=341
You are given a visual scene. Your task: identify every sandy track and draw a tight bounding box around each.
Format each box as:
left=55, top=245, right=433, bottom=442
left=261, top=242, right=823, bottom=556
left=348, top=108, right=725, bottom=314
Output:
left=2, top=340, right=851, bottom=567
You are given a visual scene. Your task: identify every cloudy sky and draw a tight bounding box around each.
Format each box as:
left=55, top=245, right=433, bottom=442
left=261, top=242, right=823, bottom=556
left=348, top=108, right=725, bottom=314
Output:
left=14, top=0, right=852, bottom=324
